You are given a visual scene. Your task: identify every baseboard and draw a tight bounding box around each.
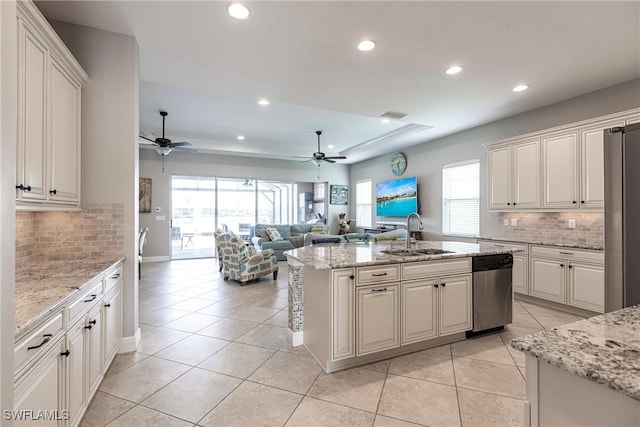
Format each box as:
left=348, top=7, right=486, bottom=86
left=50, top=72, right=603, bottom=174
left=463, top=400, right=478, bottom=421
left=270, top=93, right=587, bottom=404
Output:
left=142, top=256, right=170, bottom=263
left=290, top=329, right=303, bottom=347
left=118, top=327, right=141, bottom=353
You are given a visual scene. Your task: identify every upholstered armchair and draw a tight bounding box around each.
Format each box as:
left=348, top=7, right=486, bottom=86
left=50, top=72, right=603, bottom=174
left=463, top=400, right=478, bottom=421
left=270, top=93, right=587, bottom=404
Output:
left=214, top=229, right=224, bottom=272
left=218, top=232, right=279, bottom=286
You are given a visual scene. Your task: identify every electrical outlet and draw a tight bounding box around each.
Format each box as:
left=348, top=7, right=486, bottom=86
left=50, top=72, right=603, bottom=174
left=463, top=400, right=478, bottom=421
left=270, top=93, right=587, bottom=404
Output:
left=503, top=219, right=509, bottom=226
left=568, top=219, right=576, bottom=229
left=510, top=218, right=518, bottom=227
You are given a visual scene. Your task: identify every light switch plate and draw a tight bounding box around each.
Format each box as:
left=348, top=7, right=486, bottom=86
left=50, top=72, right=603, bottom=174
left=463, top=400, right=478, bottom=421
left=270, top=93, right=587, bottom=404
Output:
left=568, top=219, right=576, bottom=229
left=510, top=218, right=518, bottom=227
left=503, top=219, right=509, bottom=226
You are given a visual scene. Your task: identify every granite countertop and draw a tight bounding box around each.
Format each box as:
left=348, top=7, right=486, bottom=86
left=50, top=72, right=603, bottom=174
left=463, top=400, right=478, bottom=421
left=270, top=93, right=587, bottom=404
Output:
left=478, top=236, right=603, bottom=251
left=284, top=240, right=522, bottom=269
left=15, top=258, right=123, bottom=339
left=511, top=305, right=640, bottom=401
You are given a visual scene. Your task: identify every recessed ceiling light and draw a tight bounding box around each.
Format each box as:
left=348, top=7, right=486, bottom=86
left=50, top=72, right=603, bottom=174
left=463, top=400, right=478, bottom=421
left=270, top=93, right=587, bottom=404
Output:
left=357, top=40, right=376, bottom=52
left=327, top=144, right=334, bottom=149
left=228, top=3, right=250, bottom=20
left=236, top=135, right=245, bottom=140
left=446, top=65, right=462, bottom=75
left=381, top=118, right=390, bottom=124
left=257, top=99, right=270, bottom=106
left=513, top=84, right=529, bottom=92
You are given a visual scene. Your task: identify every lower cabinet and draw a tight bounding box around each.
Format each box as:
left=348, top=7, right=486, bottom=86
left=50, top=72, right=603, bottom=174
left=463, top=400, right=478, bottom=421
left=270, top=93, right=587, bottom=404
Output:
left=438, top=274, right=473, bottom=336
left=103, top=283, right=123, bottom=368
left=86, top=303, right=103, bottom=400
left=512, top=254, right=529, bottom=294
left=568, top=261, right=605, bottom=312
left=356, top=283, right=400, bottom=356
left=66, top=320, right=86, bottom=427
left=530, top=257, right=567, bottom=303
left=331, top=269, right=355, bottom=361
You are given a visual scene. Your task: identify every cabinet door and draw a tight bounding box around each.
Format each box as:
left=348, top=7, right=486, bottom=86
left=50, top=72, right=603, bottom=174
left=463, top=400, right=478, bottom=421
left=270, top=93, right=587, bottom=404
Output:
left=488, top=146, right=511, bottom=209
left=86, top=306, right=103, bottom=398
left=401, top=279, right=437, bottom=345
left=49, top=60, right=81, bottom=203
left=542, top=132, right=579, bottom=208
left=512, top=254, right=528, bottom=294
left=513, top=139, right=541, bottom=208
left=357, top=283, right=399, bottom=356
left=331, top=269, right=355, bottom=361
left=17, top=22, right=47, bottom=201
left=568, top=262, right=604, bottom=313
left=530, top=257, right=566, bottom=303
left=13, top=339, right=65, bottom=427
left=66, top=322, right=86, bottom=427
left=438, top=274, right=472, bottom=336
left=103, top=285, right=123, bottom=368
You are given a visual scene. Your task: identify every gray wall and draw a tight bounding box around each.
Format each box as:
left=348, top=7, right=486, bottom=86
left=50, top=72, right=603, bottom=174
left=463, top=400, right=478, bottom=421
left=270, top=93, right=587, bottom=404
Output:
left=350, top=79, right=640, bottom=240
left=139, top=150, right=349, bottom=258
left=50, top=21, right=140, bottom=340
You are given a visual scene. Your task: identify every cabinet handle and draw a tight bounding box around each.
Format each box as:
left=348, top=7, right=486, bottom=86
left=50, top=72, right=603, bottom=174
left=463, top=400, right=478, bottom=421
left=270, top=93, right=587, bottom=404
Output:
left=371, top=272, right=388, bottom=277
left=349, top=275, right=354, bottom=280
left=49, top=189, right=57, bottom=195
left=27, top=334, right=53, bottom=351
left=441, top=283, right=446, bottom=287
left=560, top=264, right=565, bottom=267
left=88, top=319, right=97, bottom=325
left=568, top=265, right=573, bottom=269
left=104, top=303, right=111, bottom=308
left=84, top=324, right=92, bottom=330
left=581, top=201, right=585, bottom=204
left=24, top=185, right=32, bottom=192
left=559, top=251, right=573, bottom=255
left=572, top=201, right=577, bottom=204
left=84, top=294, right=97, bottom=303
left=15, top=184, right=24, bottom=190
left=60, top=350, right=70, bottom=357
left=434, top=284, right=439, bottom=288
left=371, top=288, right=387, bottom=292
left=110, top=274, right=120, bottom=279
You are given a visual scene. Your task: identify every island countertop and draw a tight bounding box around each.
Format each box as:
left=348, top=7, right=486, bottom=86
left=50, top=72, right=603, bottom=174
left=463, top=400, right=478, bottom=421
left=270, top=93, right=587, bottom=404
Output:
left=15, top=258, right=123, bottom=339
left=511, top=305, right=640, bottom=401
left=284, top=240, right=523, bottom=269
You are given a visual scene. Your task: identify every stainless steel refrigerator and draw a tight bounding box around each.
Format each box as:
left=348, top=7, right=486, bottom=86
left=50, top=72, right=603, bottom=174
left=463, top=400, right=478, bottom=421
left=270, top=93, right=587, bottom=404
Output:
left=604, top=122, right=640, bottom=312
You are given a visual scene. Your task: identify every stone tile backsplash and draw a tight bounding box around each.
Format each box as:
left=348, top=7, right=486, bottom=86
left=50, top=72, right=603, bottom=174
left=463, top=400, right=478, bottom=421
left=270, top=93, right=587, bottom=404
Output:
left=496, top=212, right=603, bottom=247
left=16, top=203, right=125, bottom=262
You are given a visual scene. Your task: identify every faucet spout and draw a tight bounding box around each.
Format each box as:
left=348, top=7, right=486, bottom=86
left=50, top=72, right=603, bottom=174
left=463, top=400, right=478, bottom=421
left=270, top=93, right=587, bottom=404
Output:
left=405, top=212, right=423, bottom=250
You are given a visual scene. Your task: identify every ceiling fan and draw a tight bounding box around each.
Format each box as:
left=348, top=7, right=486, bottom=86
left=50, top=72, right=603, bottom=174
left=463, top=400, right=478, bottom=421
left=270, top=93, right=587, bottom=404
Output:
left=139, top=111, right=197, bottom=156
left=293, top=131, right=347, bottom=165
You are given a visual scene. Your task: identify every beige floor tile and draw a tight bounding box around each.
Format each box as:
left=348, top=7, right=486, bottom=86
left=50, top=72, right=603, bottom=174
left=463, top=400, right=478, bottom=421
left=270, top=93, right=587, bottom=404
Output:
left=286, top=396, right=375, bottom=426
left=199, top=381, right=302, bottom=427
left=453, top=358, right=525, bottom=399
left=168, top=297, right=217, bottom=312
left=458, top=388, right=524, bottom=427
left=501, top=335, right=526, bottom=367
left=534, top=314, right=582, bottom=329
left=388, top=347, right=455, bottom=386
left=361, top=359, right=391, bottom=373
left=170, top=287, right=215, bottom=298
left=141, top=368, right=241, bottom=423
left=79, top=391, right=136, bottom=427
left=278, top=340, right=313, bottom=357
left=511, top=312, right=544, bottom=330
left=236, top=324, right=289, bottom=349
left=162, top=312, right=222, bottom=333
left=451, top=334, right=515, bottom=366
left=249, top=351, right=321, bottom=394
left=106, top=405, right=191, bottom=427
left=227, top=305, right=280, bottom=322
left=138, top=323, right=157, bottom=334
left=198, top=342, right=275, bottom=378
left=197, top=318, right=259, bottom=340
left=519, top=301, right=573, bottom=318
left=137, top=327, right=191, bottom=355
left=103, top=351, right=149, bottom=378
left=263, top=309, right=288, bottom=327
left=499, top=324, right=542, bottom=342
left=154, top=334, right=230, bottom=366
left=252, top=296, right=289, bottom=310
left=138, top=308, right=190, bottom=326
left=373, top=414, right=424, bottom=426
left=99, top=356, right=190, bottom=402
left=308, top=367, right=386, bottom=413
left=378, top=374, right=460, bottom=427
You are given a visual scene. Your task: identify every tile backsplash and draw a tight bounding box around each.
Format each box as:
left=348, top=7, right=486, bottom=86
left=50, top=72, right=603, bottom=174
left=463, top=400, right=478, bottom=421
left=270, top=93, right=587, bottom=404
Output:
left=495, top=212, right=603, bottom=247
left=16, top=203, right=125, bottom=262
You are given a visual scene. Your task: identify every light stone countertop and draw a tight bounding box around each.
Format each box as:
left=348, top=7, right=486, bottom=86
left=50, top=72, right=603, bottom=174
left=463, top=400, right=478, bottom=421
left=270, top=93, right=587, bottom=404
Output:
left=478, top=236, right=603, bottom=251
left=15, top=258, right=123, bottom=339
left=511, top=305, right=640, bottom=401
left=284, top=240, right=522, bottom=269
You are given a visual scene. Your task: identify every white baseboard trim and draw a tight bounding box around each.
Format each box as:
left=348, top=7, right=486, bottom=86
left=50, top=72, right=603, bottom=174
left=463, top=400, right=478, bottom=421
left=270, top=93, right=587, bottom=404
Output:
left=143, top=256, right=170, bottom=263
left=290, top=329, right=303, bottom=347
left=118, top=327, right=141, bottom=353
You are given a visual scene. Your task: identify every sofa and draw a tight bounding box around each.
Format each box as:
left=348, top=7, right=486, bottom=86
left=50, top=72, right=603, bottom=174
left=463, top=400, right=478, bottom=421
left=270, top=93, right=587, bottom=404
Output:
left=303, top=228, right=408, bottom=246
left=252, top=223, right=328, bottom=260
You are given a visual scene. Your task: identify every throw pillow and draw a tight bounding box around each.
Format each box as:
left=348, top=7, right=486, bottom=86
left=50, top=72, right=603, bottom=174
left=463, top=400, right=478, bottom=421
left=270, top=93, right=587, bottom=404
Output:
left=310, top=225, right=327, bottom=234
left=257, top=228, right=271, bottom=241
left=265, top=227, right=283, bottom=241
left=288, top=235, right=305, bottom=247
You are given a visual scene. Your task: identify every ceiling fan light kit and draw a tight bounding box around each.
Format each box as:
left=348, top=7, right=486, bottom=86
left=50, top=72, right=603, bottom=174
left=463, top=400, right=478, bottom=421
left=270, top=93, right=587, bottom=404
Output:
left=140, top=110, right=197, bottom=172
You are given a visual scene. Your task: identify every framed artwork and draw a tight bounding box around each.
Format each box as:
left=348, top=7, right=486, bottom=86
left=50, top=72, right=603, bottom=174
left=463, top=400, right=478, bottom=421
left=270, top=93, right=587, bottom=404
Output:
left=330, top=185, right=348, bottom=205
left=139, top=178, right=152, bottom=213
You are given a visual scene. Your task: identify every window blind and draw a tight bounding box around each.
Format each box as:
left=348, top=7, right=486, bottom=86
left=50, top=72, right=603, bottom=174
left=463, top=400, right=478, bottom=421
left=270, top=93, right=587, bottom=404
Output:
left=356, top=180, right=372, bottom=228
left=442, top=161, right=480, bottom=237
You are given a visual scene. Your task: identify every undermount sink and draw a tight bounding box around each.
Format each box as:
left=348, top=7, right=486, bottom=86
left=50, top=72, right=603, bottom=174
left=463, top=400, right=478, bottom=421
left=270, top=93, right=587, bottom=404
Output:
left=382, top=248, right=453, bottom=256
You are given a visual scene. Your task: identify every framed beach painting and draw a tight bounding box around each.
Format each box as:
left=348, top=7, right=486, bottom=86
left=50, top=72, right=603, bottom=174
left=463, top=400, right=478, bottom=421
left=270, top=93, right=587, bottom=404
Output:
left=330, top=185, right=348, bottom=205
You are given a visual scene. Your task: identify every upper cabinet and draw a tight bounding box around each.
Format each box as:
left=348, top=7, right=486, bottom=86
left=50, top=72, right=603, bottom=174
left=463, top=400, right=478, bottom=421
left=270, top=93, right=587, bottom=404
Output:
left=488, top=109, right=639, bottom=212
left=16, top=1, right=87, bottom=210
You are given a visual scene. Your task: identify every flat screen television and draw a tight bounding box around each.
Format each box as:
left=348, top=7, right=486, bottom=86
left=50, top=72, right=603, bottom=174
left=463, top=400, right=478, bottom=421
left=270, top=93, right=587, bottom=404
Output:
left=376, top=176, right=418, bottom=217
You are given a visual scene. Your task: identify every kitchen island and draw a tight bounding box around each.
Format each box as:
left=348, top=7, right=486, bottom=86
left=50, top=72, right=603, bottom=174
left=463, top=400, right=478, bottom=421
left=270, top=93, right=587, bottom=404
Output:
left=285, top=240, right=521, bottom=372
left=511, top=305, right=640, bottom=426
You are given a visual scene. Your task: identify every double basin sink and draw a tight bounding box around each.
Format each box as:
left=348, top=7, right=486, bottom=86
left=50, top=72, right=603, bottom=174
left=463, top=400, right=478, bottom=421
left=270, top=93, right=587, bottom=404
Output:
left=382, top=248, right=453, bottom=257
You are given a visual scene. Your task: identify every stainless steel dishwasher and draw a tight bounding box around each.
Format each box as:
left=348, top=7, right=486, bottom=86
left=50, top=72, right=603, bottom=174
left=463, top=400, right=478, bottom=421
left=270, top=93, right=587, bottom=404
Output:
left=470, top=254, right=513, bottom=334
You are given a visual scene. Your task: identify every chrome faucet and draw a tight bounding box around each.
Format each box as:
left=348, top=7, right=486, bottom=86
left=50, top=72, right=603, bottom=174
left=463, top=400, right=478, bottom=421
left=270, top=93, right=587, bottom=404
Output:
left=405, top=212, right=423, bottom=250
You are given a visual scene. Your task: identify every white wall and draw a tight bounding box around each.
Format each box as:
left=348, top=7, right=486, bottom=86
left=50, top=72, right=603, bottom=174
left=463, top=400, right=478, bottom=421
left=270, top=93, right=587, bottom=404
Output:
left=50, top=21, right=140, bottom=342
left=139, top=150, right=349, bottom=258
left=350, top=79, right=640, bottom=240
left=0, top=0, right=17, bottom=415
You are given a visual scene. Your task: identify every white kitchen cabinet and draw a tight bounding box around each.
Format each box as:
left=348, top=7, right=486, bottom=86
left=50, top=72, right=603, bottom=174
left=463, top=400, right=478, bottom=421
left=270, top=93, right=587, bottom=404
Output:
left=103, top=284, right=123, bottom=368
left=86, top=304, right=103, bottom=399
left=438, top=274, right=473, bottom=336
left=357, top=283, right=399, bottom=356
left=568, top=262, right=605, bottom=312
left=488, top=139, right=540, bottom=209
left=66, top=321, right=86, bottom=427
left=401, top=278, right=437, bottom=345
left=512, top=254, right=528, bottom=294
left=530, top=257, right=566, bottom=303
left=331, top=269, right=355, bottom=361
left=542, top=132, right=579, bottom=209
left=488, top=145, right=511, bottom=209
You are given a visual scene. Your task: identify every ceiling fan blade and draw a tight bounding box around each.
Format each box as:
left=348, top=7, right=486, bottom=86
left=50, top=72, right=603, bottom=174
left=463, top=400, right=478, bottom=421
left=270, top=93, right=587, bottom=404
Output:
left=173, top=146, right=198, bottom=153
left=139, top=135, right=156, bottom=143
left=325, top=156, right=347, bottom=160
left=324, top=159, right=336, bottom=163
left=170, top=141, right=192, bottom=147
left=291, top=155, right=313, bottom=159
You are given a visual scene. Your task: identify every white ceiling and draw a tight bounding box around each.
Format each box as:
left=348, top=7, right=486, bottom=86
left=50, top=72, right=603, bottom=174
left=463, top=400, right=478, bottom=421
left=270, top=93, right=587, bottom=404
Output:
left=37, top=1, right=640, bottom=164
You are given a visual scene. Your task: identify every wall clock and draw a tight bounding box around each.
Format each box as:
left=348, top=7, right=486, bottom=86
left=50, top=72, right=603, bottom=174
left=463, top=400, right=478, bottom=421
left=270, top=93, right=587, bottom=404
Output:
left=391, top=152, right=407, bottom=176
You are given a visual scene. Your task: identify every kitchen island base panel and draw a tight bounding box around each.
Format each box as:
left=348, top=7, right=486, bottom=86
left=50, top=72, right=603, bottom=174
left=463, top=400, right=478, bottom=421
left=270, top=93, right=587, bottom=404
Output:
left=525, top=354, right=640, bottom=427
left=515, top=293, right=599, bottom=318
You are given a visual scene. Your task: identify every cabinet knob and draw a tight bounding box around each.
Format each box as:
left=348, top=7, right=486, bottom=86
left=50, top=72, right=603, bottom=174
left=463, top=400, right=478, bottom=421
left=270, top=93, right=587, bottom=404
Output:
left=349, top=275, right=354, bottom=280
left=434, top=284, right=439, bottom=288
left=24, top=185, right=31, bottom=192
left=88, top=319, right=97, bottom=325
left=581, top=201, right=585, bottom=204
left=60, top=350, right=70, bottom=357
left=560, top=263, right=565, bottom=267
left=441, top=283, right=446, bottom=287
left=513, top=202, right=516, bottom=206
left=15, top=184, right=24, bottom=190
left=568, top=265, right=573, bottom=269
left=84, top=325, right=92, bottom=330
left=104, top=303, right=111, bottom=308
left=572, top=201, right=577, bottom=204
left=49, top=189, right=57, bottom=195
left=507, top=202, right=511, bottom=206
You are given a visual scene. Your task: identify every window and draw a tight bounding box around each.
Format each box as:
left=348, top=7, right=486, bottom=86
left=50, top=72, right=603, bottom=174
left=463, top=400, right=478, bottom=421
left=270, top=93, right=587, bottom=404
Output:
left=442, top=160, right=480, bottom=237
left=356, top=179, right=372, bottom=228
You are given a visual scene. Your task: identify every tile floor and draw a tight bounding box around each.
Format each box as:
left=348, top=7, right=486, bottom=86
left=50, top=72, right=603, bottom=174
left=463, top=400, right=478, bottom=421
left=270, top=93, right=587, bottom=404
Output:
left=83, top=258, right=584, bottom=427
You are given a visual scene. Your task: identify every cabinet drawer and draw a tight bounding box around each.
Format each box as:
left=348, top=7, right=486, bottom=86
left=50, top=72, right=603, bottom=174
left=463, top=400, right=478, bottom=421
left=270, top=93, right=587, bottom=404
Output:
left=357, top=264, right=400, bottom=285
left=402, top=258, right=471, bottom=280
left=104, top=264, right=123, bottom=294
left=67, top=280, right=102, bottom=326
left=530, top=245, right=603, bottom=263
left=478, top=240, right=528, bottom=254
left=15, top=311, right=63, bottom=374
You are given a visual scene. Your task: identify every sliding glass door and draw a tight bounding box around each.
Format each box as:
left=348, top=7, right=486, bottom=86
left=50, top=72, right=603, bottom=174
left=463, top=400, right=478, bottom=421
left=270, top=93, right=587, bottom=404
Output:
left=217, top=178, right=257, bottom=240
left=171, top=176, right=216, bottom=259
